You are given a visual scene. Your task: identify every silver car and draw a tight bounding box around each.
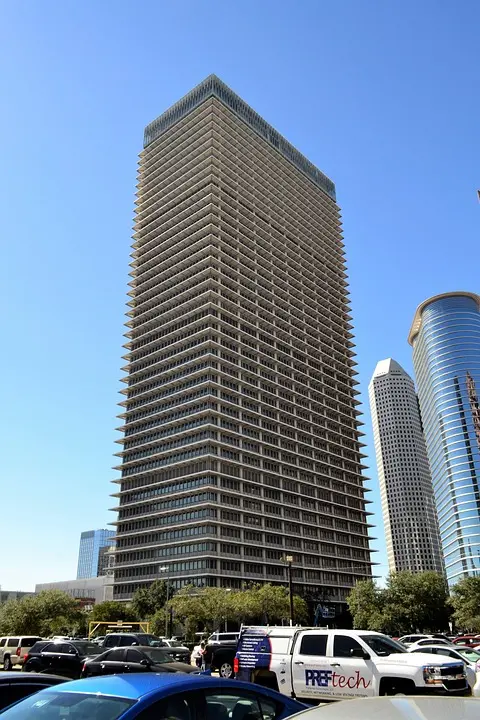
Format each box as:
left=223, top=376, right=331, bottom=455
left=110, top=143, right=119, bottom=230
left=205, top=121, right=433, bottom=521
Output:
left=409, top=644, right=480, bottom=696
left=288, top=697, right=480, bottom=720
left=0, top=637, right=42, bottom=670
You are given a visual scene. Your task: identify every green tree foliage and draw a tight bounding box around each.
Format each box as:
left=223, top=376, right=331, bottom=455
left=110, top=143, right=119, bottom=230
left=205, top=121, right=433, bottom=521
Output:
left=451, top=576, right=480, bottom=632
left=346, top=580, right=386, bottom=631
left=347, top=571, right=450, bottom=633
left=89, top=601, right=137, bottom=623
left=0, top=591, right=83, bottom=636
left=170, top=584, right=307, bottom=640
left=150, top=608, right=167, bottom=637
left=131, top=580, right=174, bottom=619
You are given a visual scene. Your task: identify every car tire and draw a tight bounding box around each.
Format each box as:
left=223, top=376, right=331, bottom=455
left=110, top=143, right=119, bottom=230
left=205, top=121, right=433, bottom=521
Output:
left=219, top=662, right=233, bottom=679
left=380, top=678, right=415, bottom=696
left=3, top=656, right=12, bottom=672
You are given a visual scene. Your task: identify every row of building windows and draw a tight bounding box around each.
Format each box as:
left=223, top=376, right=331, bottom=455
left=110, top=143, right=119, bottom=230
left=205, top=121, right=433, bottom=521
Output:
left=117, top=506, right=217, bottom=532
left=124, top=401, right=216, bottom=438
left=116, top=540, right=369, bottom=567
left=123, top=415, right=214, bottom=451
left=118, top=459, right=364, bottom=508
left=115, top=561, right=361, bottom=586
left=125, top=330, right=353, bottom=417
left=126, top=359, right=215, bottom=401
left=116, top=524, right=217, bottom=549
left=125, top=385, right=212, bottom=426
left=121, top=444, right=217, bottom=477
left=118, top=491, right=217, bottom=519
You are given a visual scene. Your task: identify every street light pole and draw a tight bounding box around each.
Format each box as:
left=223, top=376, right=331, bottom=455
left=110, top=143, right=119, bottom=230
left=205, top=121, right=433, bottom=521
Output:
left=159, top=566, right=169, bottom=638
left=283, top=555, right=294, bottom=626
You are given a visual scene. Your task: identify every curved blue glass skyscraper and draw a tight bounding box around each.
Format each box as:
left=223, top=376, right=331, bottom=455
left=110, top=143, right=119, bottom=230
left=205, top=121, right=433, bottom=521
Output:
left=409, top=292, right=480, bottom=586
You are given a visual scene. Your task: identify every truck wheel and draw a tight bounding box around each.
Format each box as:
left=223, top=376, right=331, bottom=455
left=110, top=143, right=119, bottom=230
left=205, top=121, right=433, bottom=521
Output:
left=253, top=673, right=279, bottom=692
left=380, top=678, right=415, bottom=696
left=219, top=662, right=233, bottom=679
left=3, top=656, right=12, bottom=672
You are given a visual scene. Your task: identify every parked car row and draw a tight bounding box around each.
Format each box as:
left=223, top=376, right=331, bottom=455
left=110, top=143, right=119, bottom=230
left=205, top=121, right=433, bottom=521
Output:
left=0, top=625, right=479, bottom=720
left=398, top=633, right=480, bottom=649
left=0, top=666, right=478, bottom=720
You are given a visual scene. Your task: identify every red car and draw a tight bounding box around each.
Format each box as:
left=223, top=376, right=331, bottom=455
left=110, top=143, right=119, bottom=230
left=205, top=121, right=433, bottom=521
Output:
left=453, top=635, right=479, bottom=646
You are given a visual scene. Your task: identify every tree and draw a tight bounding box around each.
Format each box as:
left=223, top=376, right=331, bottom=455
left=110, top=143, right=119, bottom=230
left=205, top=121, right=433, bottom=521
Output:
left=131, top=580, right=173, bottom=619
left=347, top=572, right=450, bottom=633
left=451, top=576, right=480, bottom=632
left=246, top=584, right=308, bottom=625
left=0, top=591, right=83, bottom=636
left=386, top=571, right=449, bottom=633
left=89, top=601, right=137, bottom=623
left=347, top=580, right=385, bottom=631
left=150, top=608, right=167, bottom=637
left=170, top=584, right=308, bottom=640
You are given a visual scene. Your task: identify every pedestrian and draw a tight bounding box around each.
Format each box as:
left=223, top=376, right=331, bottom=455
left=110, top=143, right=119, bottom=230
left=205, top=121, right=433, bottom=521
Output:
left=191, top=642, right=202, bottom=668
left=201, top=642, right=212, bottom=672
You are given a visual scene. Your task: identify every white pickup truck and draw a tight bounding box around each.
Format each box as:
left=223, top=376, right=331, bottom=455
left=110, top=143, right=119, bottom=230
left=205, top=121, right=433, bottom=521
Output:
left=234, top=626, right=469, bottom=701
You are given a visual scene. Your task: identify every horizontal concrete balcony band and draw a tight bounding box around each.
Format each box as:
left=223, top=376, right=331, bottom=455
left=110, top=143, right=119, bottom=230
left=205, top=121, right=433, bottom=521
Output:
left=129, top=242, right=214, bottom=299
left=132, top=214, right=216, bottom=272
left=135, top=170, right=217, bottom=234
left=121, top=371, right=359, bottom=425
left=137, top=138, right=216, bottom=205
left=127, top=268, right=214, bottom=319
left=129, top=237, right=216, bottom=294
left=137, top=143, right=215, bottom=205
left=123, top=304, right=216, bottom=355
left=122, top=351, right=359, bottom=407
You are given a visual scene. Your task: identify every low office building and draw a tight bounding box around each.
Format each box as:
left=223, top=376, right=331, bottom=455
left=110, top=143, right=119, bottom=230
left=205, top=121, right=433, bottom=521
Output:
left=35, top=576, right=113, bottom=605
left=0, top=590, right=33, bottom=604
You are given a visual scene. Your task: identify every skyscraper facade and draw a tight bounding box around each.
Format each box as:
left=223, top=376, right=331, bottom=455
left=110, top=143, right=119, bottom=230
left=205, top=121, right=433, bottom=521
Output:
left=409, top=292, right=480, bottom=585
left=76, top=529, right=116, bottom=579
left=369, top=359, right=444, bottom=574
left=112, top=75, right=372, bottom=608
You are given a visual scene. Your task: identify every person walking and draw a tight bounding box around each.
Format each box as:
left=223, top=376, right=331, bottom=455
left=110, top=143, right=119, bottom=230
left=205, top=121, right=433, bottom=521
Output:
left=191, top=642, right=202, bottom=668
left=200, top=642, right=213, bottom=672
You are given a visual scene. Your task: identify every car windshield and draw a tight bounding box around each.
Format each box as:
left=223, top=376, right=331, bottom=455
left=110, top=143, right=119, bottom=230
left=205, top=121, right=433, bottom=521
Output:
left=361, top=635, right=407, bottom=656
left=167, top=641, right=184, bottom=647
left=143, top=649, right=174, bottom=664
left=0, top=691, right=134, bottom=720
left=72, top=642, right=101, bottom=655
left=457, top=649, right=480, bottom=662
left=136, top=634, right=162, bottom=646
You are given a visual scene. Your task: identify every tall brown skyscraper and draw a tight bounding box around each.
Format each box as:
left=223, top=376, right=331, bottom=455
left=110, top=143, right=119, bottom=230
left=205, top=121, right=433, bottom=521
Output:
left=112, top=76, right=372, bottom=614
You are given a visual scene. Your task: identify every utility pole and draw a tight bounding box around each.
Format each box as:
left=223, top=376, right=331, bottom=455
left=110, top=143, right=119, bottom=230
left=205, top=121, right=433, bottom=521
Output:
left=283, top=555, right=295, bottom=626
left=159, top=565, right=169, bottom=638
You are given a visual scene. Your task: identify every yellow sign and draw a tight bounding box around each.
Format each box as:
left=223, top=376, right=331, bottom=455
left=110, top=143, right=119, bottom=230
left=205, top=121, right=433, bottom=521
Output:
left=88, top=621, right=150, bottom=639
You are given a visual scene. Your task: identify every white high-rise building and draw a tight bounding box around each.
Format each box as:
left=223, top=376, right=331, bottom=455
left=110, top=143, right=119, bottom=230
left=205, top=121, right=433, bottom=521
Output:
left=369, top=359, right=443, bottom=574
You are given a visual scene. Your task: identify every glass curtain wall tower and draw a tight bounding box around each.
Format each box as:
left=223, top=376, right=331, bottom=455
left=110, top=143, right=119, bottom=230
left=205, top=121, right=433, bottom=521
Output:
left=112, top=75, right=372, bottom=607
left=409, top=292, right=480, bottom=585
left=76, top=529, right=115, bottom=579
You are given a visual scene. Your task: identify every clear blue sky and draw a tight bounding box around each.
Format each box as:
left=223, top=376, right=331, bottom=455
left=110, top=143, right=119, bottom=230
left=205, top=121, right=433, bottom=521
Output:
left=1, top=0, right=478, bottom=590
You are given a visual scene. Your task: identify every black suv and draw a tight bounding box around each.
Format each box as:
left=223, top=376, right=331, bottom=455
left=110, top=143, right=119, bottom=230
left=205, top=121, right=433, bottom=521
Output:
left=102, top=633, right=165, bottom=649
left=23, top=640, right=100, bottom=678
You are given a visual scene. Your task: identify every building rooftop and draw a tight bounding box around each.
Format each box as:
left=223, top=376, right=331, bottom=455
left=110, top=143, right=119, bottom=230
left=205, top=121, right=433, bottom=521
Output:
left=408, top=291, right=480, bottom=345
left=371, top=358, right=407, bottom=380
left=143, top=74, right=336, bottom=200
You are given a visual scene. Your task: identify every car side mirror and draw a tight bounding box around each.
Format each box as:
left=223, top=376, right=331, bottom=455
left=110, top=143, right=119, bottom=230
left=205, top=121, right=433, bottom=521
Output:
left=350, top=647, right=370, bottom=660
left=140, top=659, right=150, bottom=667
